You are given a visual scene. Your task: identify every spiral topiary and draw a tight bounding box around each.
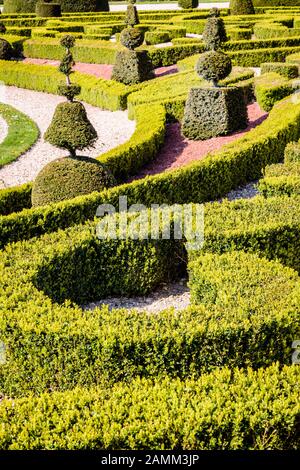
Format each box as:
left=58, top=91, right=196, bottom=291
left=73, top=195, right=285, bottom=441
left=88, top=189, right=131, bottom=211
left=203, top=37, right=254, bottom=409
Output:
left=31, top=156, right=116, bottom=207
left=120, top=27, right=144, bottom=50
left=196, top=51, right=232, bottom=86
left=229, top=0, right=255, bottom=15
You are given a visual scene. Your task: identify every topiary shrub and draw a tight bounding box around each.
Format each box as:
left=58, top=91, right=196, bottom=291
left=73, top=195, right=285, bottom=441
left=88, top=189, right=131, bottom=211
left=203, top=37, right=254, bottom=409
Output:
left=229, top=0, right=255, bottom=15
left=57, top=35, right=81, bottom=101
left=35, top=1, right=61, bottom=17
left=44, top=101, right=97, bottom=157
left=196, top=51, right=232, bottom=86
left=182, top=86, right=248, bottom=140
left=120, top=27, right=144, bottom=50
left=3, top=0, right=109, bottom=13
left=31, top=156, right=116, bottom=207
left=0, top=24, right=7, bottom=34
left=0, top=39, right=13, bottom=60
left=125, top=3, right=139, bottom=27
left=202, top=12, right=227, bottom=51
left=178, top=0, right=199, bottom=9
left=112, top=50, right=154, bottom=85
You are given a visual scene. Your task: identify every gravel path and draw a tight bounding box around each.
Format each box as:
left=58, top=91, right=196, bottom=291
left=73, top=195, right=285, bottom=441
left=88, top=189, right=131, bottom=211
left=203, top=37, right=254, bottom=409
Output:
left=129, top=102, right=268, bottom=181
left=0, top=116, right=8, bottom=145
left=0, top=86, right=135, bottom=188
left=83, top=280, right=190, bottom=313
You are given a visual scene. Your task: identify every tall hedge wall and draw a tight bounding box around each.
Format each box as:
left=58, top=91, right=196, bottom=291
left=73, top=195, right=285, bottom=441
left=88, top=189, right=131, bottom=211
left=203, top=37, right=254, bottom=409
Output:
left=3, top=0, right=109, bottom=13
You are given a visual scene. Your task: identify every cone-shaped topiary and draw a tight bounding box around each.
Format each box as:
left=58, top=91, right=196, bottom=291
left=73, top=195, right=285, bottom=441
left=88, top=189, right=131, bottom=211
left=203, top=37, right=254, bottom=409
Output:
left=229, top=0, right=255, bottom=15
left=178, top=0, right=199, bottom=9
left=125, top=2, right=139, bottom=27
left=202, top=12, right=227, bottom=51
left=120, top=27, right=144, bottom=50
left=44, top=101, right=97, bottom=157
left=0, top=38, right=13, bottom=60
left=35, top=1, right=61, bottom=17
left=196, top=50, right=232, bottom=86
left=31, top=156, right=116, bottom=207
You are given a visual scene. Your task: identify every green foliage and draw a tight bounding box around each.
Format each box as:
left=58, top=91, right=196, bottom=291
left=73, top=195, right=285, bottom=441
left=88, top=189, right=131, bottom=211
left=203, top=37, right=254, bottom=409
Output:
left=0, top=366, right=299, bottom=449
left=125, top=4, right=139, bottom=28
left=227, top=27, right=252, bottom=40
left=44, top=101, right=97, bottom=156
left=182, top=86, right=248, bottom=140
left=261, top=61, right=298, bottom=78
left=35, top=2, right=61, bottom=18
left=112, top=50, right=153, bottom=85
left=196, top=51, right=232, bottom=85
left=31, top=156, right=116, bottom=207
left=285, top=141, right=300, bottom=162
left=120, top=27, right=144, bottom=50
left=0, top=184, right=32, bottom=216
left=177, top=0, right=199, bottom=9
left=0, top=38, right=13, bottom=60
left=203, top=16, right=227, bottom=51
left=230, top=0, right=255, bottom=15
left=254, top=22, right=300, bottom=39
left=145, top=31, right=170, bottom=46
left=3, top=0, right=109, bottom=13
left=0, top=23, right=7, bottom=34
left=0, top=103, right=39, bottom=168
left=254, top=72, right=296, bottom=111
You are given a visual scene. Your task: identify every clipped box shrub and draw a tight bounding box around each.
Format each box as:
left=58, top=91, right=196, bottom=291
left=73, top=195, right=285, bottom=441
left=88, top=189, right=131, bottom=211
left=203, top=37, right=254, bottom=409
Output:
left=0, top=39, right=13, bottom=60
left=35, top=2, right=61, bottom=18
left=261, top=62, right=298, bottom=78
left=285, top=140, right=300, bottom=162
left=178, top=0, right=199, bottom=8
left=0, top=183, right=32, bottom=216
left=145, top=30, right=170, bottom=45
left=31, top=156, right=116, bottom=207
left=4, top=0, right=109, bottom=13
left=0, top=365, right=299, bottom=449
left=182, top=86, right=248, bottom=140
left=229, top=0, right=255, bottom=15
left=227, top=28, right=252, bottom=41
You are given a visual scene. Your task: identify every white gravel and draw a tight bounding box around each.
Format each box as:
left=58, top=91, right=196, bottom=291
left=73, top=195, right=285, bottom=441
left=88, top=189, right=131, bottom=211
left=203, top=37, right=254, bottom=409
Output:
left=0, top=116, right=8, bottom=145
left=0, top=86, right=135, bottom=188
left=83, top=280, right=190, bottom=313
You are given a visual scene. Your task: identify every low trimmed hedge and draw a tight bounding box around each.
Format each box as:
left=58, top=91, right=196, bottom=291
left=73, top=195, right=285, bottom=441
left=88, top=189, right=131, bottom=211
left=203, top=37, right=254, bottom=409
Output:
left=261, top=61, right=298, bottom=78
left=0, top=184, right=32, bottom=216
left=258, top=175, right=300, bottom=196
left=254, top=72, right=298, bottom=111
left=0, top=365, right=299, bottom=449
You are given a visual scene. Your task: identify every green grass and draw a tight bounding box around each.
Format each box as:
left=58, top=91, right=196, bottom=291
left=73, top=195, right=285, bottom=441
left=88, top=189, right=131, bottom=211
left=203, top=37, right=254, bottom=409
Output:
left=0, top=103, right=39, bottom=168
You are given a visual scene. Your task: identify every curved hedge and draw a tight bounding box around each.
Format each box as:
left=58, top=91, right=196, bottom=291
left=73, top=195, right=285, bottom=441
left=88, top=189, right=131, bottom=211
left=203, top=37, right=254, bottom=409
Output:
left=0, top=196, right=300, bottom=397
left=4, top=0, right=109, bottom=13
left=0, top=365, right=299, bottom=449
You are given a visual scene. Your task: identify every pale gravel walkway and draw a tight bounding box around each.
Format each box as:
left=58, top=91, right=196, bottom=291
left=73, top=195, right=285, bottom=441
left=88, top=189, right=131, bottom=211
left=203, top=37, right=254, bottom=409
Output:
left=0, top=116, right=8, bottom=145
left=0, top=86, right=135, bottom=188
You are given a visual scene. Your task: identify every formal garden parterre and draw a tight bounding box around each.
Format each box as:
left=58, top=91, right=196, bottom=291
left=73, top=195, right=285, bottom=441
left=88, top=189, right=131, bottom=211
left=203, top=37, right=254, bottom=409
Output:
left=0, top=0, right=300, bottom=451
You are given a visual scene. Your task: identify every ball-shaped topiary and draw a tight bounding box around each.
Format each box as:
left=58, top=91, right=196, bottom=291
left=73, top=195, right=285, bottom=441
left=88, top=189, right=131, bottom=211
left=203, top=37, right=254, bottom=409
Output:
left=196, top=51, right=232, bottom=86
left=120, top=27, right=144, bottom=50
left=178, top=0, right=199, bottom=9
left=0, top=38, right=13, bottom=60
left=202, top=16, right=227, bottom=51
left=31, top=156, right=116, bottom=207
left=229, top=0, right=255, bottom=15
left=44, top=101, right=97, bottom=157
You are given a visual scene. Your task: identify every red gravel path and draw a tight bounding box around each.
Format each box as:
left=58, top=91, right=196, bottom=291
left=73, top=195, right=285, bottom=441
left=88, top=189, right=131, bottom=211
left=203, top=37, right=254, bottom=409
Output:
left=129, top=102, right=268, bottom=181
left=23, top=58, right=178, bottom=79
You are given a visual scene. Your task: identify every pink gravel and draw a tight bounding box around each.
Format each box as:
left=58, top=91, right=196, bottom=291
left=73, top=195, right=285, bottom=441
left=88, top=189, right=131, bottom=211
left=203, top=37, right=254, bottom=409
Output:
left=129, top=102, right=268, bottom=181
left=23, top=58, right=178, bottom=79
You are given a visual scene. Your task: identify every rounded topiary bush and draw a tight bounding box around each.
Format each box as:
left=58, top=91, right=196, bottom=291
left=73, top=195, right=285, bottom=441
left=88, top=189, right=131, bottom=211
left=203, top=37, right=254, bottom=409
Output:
left=120, top=27, right=144, bottom=50
left=0, top=39, right=13, bottom=60
left=31, top=156, right=116, bottom=207
left=3, top=0, right=109, bottom=13
left=35, top=2, right=61, bottom=17
left=229, top=0, right=255, bottom=15
left=178, top=0, right=199, bottom=8
left=44, top=101, right=97, bottom=156
left=196, top=51, right=232, bottom=86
